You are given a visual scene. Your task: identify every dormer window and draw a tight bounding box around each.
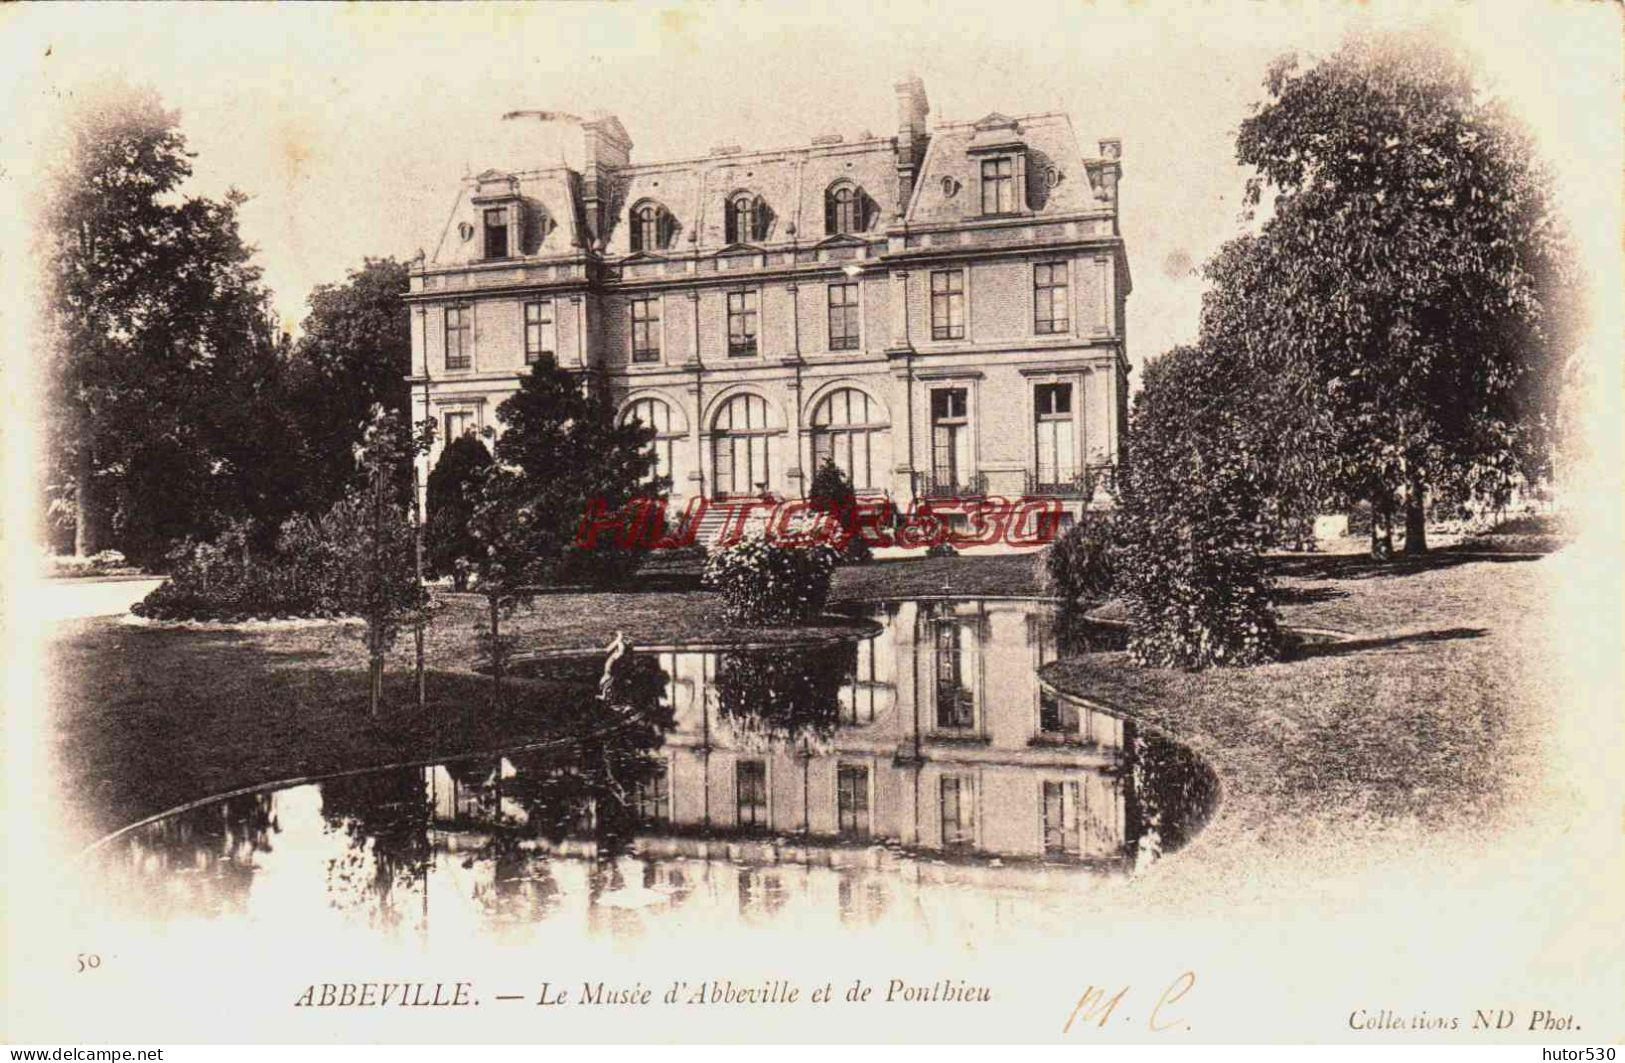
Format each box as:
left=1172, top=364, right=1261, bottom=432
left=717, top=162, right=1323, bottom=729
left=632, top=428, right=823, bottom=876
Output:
left=725, top=192, right=770, bottom=244
left=981, top=158, right=1016, bottom=215
left=825, top=183, right=874, bottom=236
left=967, top=114, right=1028, bottom=216
left=630, top=202, right=674, bottom=253
left=483, top=208, right=509, bottom=259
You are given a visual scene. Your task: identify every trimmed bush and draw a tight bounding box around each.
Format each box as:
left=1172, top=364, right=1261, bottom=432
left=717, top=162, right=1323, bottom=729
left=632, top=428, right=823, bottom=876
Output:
left=1039, top=512, right=1118, bottom=608
left=1118, top=345, right=1282, bottom=669
left=131, top=494, right=408, bottom=622
left=702, top=535, right=838, bottom=624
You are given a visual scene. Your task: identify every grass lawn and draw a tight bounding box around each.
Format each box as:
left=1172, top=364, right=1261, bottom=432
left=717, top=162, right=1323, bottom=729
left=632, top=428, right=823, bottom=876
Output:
left=45, top=578, right=888, bottom=848
left=1042, top=546, right=1555, bottom=895
left=45, top=542, right=1548, bottom=867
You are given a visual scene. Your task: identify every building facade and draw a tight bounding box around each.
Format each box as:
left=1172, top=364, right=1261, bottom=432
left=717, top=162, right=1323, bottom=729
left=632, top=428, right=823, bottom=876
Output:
left=406, top=78, right=1130, bottom=522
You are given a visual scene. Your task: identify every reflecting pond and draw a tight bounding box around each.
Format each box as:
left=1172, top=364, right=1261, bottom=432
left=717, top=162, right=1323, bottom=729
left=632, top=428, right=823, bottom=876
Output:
left=90, top=599, right=1215, bottom=945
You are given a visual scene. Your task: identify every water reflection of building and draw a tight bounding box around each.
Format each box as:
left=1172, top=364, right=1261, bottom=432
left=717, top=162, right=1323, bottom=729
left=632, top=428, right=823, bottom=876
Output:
left=93, top=600, right=1213, bottom=941
left=640, top=600, right=1139, bottom=865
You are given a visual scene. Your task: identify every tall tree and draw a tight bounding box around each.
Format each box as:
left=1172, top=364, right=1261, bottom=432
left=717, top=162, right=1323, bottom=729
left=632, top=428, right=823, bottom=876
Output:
left=42, top=82, right=296, bottom=562
left=467, top=357, right=658, bottom=705
left=287, top=258, right=413, bottom=515
left=1231, top=29, right=1581, bottom=554
left=425, top=432, right=492, bottom=590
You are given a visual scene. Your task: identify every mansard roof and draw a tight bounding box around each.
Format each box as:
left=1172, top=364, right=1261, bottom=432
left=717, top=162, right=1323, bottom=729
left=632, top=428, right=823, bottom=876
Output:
left=909, top=112, right=1107, bottom=224
left=599, top=137, right=901, bottom=257
left=427, top=107, right=1118, bottom=269
left=431, top=167, right=586, bottom=267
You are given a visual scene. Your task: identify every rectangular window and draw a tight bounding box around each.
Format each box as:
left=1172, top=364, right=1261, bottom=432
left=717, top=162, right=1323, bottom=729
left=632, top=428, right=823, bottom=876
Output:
left=635, top=763, right=670, bottom=823
left=827, top=282, right=860, bottom=351
left=1034, top=383, right=1076, bottom=485
left=1034, top=262, right=1069, bottom=334
left=483, top=208, right=509, bottom=260
left=443, top=410, right=475, bottom=441
left=981, top=157, right=1016, bottom=214
left=1038, top=691, right=1081, bottom=736
left=836, top=764, right=869, bottom=837
left=444, top=305, right=471, bottom=370
left=933, top=621, right=975, bottom=730
left=727, top=290, right=758, bottom=357
left=630, top=296, right=661, bottom=363
left=940, top=775, right=975, bottom=849
left=736, top=760, right=768, bottom=828
left=930, top=388, right=970, bottom=490
left=930, top=270, right=965, bottom=340
left=523, top=300, right=554, bottom=364
left=1042, top=780, right=1082, bottom=856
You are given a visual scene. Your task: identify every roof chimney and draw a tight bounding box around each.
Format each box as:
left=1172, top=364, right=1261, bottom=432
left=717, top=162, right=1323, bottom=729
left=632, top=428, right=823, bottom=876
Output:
left=893, top=76, right=930, bottom=214
left=580, top=111, right=632, bottom=248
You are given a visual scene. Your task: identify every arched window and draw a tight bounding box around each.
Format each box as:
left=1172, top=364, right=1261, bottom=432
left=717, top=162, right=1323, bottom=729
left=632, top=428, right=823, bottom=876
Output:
left=622, top=397, right=685, bottom=488
left=725, top=193, right=769, bottom=244
left=809, top=387, right=889, bottom=492
left=630, top=202, right=672, bottom=253
left=711, top=393, right=775, bottom=499
left=825, top=184, right=872, bottom=236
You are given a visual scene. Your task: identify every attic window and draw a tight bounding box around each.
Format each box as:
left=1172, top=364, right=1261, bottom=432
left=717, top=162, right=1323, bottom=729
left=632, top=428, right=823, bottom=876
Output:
left=980, top=158, right=1016, bottom=215
left=825, top=184, right=873, bottom=236
left=726, top=193, right=770, bottom=244
left=483, top=208, right=509, bottom=259
left=631, top=202, right=674, bottom=253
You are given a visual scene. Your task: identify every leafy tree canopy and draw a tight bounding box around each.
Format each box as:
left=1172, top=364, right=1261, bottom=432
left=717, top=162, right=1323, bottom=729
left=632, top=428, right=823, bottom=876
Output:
left=1218, top=29, right=1580, bottom=549
left=42, top=81, right=299, bottom=562
left=470, top=356, right=661, bottom=593
left=288, top=257, right=412, bottom=514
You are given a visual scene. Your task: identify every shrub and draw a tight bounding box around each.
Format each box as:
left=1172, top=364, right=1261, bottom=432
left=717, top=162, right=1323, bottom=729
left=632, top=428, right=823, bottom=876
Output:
left=1040, top=512, right=1118, bottom=608
left=1117, top=345, right=1282, bottom=669
left=131, top=491, right=419, bottom=622
left=702, top=535, right=838, bottom=624
left=44, top=549, right=133, bottom=578
left=807, top=459, right=872, bottom=563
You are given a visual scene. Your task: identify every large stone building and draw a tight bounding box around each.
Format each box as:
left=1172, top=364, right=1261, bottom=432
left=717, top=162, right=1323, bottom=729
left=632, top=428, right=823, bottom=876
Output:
left=406, top=77, right=1130, bottom=524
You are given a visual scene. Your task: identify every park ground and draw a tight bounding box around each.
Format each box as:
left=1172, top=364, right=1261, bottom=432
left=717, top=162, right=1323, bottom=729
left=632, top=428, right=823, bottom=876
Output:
left=42, top=545, right=1573, bottom=901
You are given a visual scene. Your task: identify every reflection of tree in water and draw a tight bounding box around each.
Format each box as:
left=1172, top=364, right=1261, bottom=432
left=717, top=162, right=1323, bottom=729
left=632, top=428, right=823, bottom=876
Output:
left=1128, top=726, right=1218, bottom=866
left=459, top=654, right=675, bottom=915
left=713, top=642, right=857, bottom=747
left=111, top=791, right=279, bottom=918
left=505, top=657, right=672, bottom=852
left=319, top=769, right=432, bottom=931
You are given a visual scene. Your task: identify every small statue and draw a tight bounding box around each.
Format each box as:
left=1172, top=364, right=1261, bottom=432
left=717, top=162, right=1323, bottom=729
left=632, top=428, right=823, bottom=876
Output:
left=599, top=630, right=630, bottom=702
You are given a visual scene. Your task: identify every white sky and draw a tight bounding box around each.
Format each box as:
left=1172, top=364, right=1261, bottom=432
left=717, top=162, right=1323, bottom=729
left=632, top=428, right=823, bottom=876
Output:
left=3, top=0, right=1620, bottom=381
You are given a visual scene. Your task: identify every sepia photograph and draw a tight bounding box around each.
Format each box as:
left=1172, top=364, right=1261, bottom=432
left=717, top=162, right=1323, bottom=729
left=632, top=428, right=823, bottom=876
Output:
left=1, top=0, right=1620, bottom=1049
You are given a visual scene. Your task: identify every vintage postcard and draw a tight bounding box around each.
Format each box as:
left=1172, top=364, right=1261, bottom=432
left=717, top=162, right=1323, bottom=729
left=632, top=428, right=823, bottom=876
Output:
left=2, top=0, right=1621, bottom=1048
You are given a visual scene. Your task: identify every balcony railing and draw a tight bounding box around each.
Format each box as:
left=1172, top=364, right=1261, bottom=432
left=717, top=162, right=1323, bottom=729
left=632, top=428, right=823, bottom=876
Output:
left=917, top=471, right=987, bottom=499
left=1024, top=470, right=1093, bottom=498
left=1024, top=466, right=1114, bottom=499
